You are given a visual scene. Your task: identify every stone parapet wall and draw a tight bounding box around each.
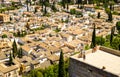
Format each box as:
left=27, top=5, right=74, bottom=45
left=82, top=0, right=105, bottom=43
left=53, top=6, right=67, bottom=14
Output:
left=100, top=46, right=120, bottom=57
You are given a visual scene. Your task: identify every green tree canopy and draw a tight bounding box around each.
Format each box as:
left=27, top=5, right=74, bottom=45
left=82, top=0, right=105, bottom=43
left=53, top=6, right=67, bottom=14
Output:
left=96, top=36, right=105, bottom=45
left=29, top=70, right=43, bottom=77
left=70, top=9, right=76, bottom=14
left=2, top=34, right=7, bottom=38
left=111, top=37, right=120, bottom=50
left=24, top=59, right=69, bottom=77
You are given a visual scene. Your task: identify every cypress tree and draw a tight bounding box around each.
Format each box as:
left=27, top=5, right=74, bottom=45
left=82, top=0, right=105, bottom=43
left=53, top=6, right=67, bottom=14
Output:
left=20, top=48, right=23, bottom=58
left=112, top=26, right=115, bottom=34
left=110, top=4, right=112, bottom=10
left=90, top=23, right=96, bottom=48
left=108, top=11, right=113, bottom=22
left=119, top=44, right=120, bottom=50
left=109, top=1, right=115, bottom=11
left=51, top=2, right=57, bottom=12
left=67, top=0, right=71, bottom=3
left=17, top=30, right=21, bottom=37
left=41, top=0, right=44, bottom=11
left=44, top=6, right=47, bottom=15
left=77, top=0, right=80, bottom=8
left=110, top=27, right=114, bottom=45
left=116, top=21, right=120, bottom=34
left=77, top=0, right=82, bottom=8
left=18, top=48, right=23, bottom=58
left=12, top=40, right=18, bottom=58
left=62, top=0, right=66, bottom=9
left=97, top=12, right=100, bottom=19
left=67, top=3, right=69, bottom=11
left=26, top=22, right=30, bottom=30
left=9, top=52, right=13, bottom=66
left=18, top=49, right=20, bottom=58
left=58, top=51, right=65, bottom=77
left=100, top=36, right=103, bottom=45
left=43, top=0, right=48, bottom=15
left=26, top=0, right=29, bottom=11
left=34, top=7, right=37, bottom=13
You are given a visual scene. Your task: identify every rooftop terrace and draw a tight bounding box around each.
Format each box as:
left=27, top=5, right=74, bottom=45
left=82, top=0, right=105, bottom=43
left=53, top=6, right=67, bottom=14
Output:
left=71, top=47, right=120, bottom=76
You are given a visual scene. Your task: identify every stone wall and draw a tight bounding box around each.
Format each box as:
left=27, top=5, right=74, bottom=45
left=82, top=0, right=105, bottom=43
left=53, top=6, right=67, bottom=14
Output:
left=69, top=57, right=118, bottom=77
left=100, top=46, right=120, bottom=57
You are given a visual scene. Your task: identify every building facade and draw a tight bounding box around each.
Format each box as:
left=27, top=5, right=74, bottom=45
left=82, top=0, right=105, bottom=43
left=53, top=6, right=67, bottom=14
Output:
left=0, top=14, right=10, bottom=23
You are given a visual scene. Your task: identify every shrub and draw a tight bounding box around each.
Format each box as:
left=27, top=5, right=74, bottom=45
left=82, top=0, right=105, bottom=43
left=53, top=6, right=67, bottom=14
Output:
left=70, top=9, right=76, bottom=14
left=2, top=34, right=7, bottom=38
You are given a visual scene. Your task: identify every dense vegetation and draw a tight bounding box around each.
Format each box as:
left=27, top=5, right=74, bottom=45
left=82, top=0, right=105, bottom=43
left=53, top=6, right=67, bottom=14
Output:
left=24, top=51, right=69, bottom=77
left=13, top=30, right=27, bottom=37
left=24, top=61, right=69, bottom=77
left=91, top=21, right=120, bottom=50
